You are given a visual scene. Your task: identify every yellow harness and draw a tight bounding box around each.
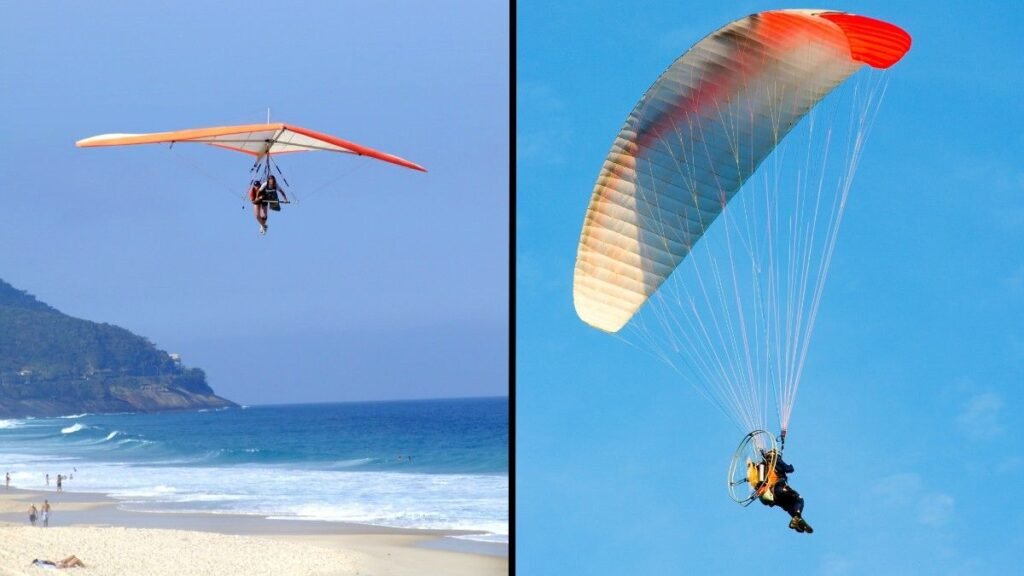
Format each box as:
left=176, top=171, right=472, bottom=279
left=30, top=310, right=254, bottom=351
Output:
left=746, top=460, right=779, bottom=502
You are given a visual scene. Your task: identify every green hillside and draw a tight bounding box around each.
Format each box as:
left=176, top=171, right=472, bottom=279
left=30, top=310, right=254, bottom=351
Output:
left=0, top=279, right=235, bottom=417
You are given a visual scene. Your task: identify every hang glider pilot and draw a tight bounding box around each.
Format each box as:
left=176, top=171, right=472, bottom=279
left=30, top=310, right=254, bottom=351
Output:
left=249, top=175, right=289, bottom=235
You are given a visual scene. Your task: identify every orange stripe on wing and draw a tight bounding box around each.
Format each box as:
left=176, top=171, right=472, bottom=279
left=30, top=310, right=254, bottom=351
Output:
left=285, top=125, right=427, bottom=172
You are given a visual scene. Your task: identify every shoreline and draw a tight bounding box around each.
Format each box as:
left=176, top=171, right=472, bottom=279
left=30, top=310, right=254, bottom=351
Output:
left=0, top=486, right=507, bottom=575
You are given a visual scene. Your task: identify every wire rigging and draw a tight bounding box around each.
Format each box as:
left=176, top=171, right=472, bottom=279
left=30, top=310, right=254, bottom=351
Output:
left=622, top=69, right=891, bottom=437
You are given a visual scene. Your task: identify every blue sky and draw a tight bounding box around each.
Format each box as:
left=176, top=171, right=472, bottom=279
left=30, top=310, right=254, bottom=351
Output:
left=0, top=1, right=508, bottom=405
left=518, top=1, right=1024, bottom=574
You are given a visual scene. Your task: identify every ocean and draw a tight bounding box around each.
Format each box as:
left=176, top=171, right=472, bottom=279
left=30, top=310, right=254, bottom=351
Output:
left=0, top=397, right=508, bottom=543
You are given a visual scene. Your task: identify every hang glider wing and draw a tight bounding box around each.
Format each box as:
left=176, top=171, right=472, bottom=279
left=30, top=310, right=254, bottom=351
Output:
left=76, top=123, right=426, bottom=172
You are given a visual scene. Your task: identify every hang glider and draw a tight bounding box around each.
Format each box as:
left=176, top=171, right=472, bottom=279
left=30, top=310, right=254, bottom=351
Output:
left=76, top=123, right=426, bottom=172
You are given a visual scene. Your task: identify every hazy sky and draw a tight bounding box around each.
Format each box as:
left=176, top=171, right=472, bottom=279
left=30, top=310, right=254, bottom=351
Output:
left=1, top=1, right=508, bottom=405
left=518, top=1, right=1024, bottom=574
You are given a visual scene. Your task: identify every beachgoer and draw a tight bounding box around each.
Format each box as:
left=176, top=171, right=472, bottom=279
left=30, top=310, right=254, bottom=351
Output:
left=56, top=474, right=63, bottom=492
left=253, top=175, right=289, bottom=235
left=28, top=504, right=37, bottom=526
left=5, top=472, right=9, bottom=489
left=46, top=473, right=50, bottom=486
left=60, top=556, right=85, bottom=569
left=31, top=555, right=85, bottom=569
left=42, top=499, right=51, bottom=527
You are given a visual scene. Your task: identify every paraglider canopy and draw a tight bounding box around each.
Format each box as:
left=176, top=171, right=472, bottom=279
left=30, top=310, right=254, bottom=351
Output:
left=573, top=9, right=909, bottom=334
left=573, top=9, right=911, bottom=439
left=76, top=123, right=427, bottom=173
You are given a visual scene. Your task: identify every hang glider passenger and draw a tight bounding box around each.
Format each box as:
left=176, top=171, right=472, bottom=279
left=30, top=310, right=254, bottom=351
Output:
left=248, top=180, right=266, bottom=233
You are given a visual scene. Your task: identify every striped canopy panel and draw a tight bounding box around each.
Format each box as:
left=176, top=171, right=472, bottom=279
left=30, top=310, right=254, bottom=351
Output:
left=573, top=10, right=911, bottom=333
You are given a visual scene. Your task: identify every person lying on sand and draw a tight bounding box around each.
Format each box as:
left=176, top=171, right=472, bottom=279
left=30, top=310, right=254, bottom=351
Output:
left=31, top=555, right=85, bottom=569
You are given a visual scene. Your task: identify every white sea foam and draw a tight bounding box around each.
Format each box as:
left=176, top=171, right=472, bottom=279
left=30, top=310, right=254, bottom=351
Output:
left=451, top=532, right=509, bottom=544
left=58, top=413, right=91, bottom=419
left=328, top=458, right=374, bottom=468
left=34, top=464, right=510, bottom=535
left=0, top=451, right=81, bottom=463
left=0, top=463, right=509, bottom=536
left=110, top=484, right=180, bottom=499
left=115, top=438, right=154, bottom=447
left=0, top=402, right=509, bottom=536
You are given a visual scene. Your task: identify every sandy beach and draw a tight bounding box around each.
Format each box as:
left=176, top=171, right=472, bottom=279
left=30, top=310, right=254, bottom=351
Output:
left=0, top=488, right=506, bottom=576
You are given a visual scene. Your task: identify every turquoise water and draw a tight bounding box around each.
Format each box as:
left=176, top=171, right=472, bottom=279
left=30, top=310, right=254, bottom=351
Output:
left=0, top=397, right=508, bottom=541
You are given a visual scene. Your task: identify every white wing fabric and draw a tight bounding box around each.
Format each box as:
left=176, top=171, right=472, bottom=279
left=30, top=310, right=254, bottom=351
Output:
left=77, top=123, right=426, bottom=172
left=573, top=10, right=910, bottom=332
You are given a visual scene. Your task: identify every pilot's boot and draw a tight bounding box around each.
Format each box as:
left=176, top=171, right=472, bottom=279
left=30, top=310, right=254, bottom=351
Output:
left=790, top=516, right=812, bottom=534
left=789, top=517, right=803, bottom=532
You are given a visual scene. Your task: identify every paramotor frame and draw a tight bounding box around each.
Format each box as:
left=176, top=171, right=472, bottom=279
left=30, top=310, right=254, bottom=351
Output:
left=727, top=429, right=779, bottom=506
